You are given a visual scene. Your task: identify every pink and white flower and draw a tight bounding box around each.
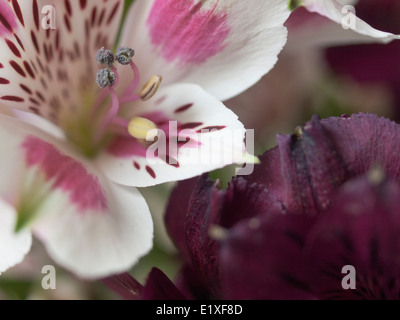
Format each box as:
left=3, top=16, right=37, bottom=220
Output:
left=0, top=0, right=291, bottom=279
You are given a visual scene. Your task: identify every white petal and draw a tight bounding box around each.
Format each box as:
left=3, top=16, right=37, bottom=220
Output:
left=301, top=0, right=400, bottom=44
left=0, top=198, right=32, bottom=274
left=98, top=83, right=249, bottom=187
left=118, top=0, right=290, bottom=101
left=0, top=114, right=153, bottom=279
left=33, top=184, right=153, bottom=280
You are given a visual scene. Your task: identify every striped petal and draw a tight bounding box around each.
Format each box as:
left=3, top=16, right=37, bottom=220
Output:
left=118, top=0, right=290, bottom=101
left=0, top=0, right=123, bottom=124
left=0, top=114, right=153, bottom=279
left=98, top=83, right=249, bottom=187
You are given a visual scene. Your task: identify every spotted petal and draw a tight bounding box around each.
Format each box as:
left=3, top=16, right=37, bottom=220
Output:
left=99, top=83, right=249, bottom=187
left=119, top=0, right=290, bottom=101
left=0, top=0, right=123, bottom=123
left=0, top=114, right=153, bottom=279
left=0, top=198, right=32, bottom=275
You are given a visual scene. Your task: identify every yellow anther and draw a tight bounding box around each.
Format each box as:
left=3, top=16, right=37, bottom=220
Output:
left=128, top=117, right=158, bottom=141
left=140, top=75, right=162, bottom=101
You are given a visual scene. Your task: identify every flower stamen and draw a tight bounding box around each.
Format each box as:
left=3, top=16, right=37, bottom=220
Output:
left=115, top=47, right=135, bottom=65
left=128, top=116, right=158, bottom=142
left=96, top=68, right=117, bottom=88
left=96, top=47, right=115, bottom=67
left=140, top=75, right=163, bottom=101
left=118, top=60, right=141, bottom=104
left=93, top=46, right=163, bottom=146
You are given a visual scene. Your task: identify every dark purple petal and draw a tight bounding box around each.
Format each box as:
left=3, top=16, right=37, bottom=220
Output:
left=277, top=116, right=348, bottom=215
left=248, top=115, right=348, bottom=216
left=218, top=177, right=285, bottom=228
left=141, top=268, right=188, bottom=300
left=165, top=177, right=199, bottom=262
left=305, top=173, right=400, bottom=300
left=174, top=264, right=213, bottom=300
left=185, top=174, right=224, bottom=298
left=102, top=273, right=143, bottom=300
left=183, top=174, right=285, bottom=298
left=248, top=113, right=400, bottom=216
left=320, top=113, right=400, bottom=180
left=219, top=210, right=316, bottom=300
left=243, top=147, right=285, bottom=198
left=103, top=269, right=187, bottom=300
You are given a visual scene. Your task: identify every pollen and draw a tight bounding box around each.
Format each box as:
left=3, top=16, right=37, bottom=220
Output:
left=115, top=47, right=135, bottom=65
left=140, top=75, right=163, bottom=101
left=128, top=117, right=159, bottom=141
left=96, top=47, right=115, bottom=67
left=96, top=68, right=116, bottom=88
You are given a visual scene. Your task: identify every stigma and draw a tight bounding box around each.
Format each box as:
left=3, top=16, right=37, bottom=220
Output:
left=94, top=46, right=162, bottom=143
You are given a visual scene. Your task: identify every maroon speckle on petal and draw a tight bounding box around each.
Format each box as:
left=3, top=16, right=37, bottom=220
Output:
left=80, top=0, right=87, bottom=10
left=32, top=0, right=39, bottom=31
left=12, top=0, right=24, bottom=27
left=1, top=95, right=24, bottom=102
left=175, top=103, right=194, bottom=113
left=179, top=122, right=203, bottom=130
left=65, top=0, right=72, bottom=16
left=107, top=1, right=121, bottom=25
left=10, top=60, right=26, bottom=77
left=133, top=161, right=141, bottom=170
left=146, top=166, right=156, bottom=179
left=6, top=39, right=21, bottom=57
left=0, top=77, right=9, bottom=84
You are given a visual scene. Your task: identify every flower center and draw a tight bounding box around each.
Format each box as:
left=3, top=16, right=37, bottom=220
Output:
left=62, top=46, right=162, bottom=158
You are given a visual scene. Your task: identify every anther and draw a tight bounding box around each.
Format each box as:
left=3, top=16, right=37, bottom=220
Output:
left=128, top=117, right=158, bottom=141
left=140, top=75, right=162, bottom=101
left=96, top=68, right=117, bottom=88
left=115, top=47, right=135, bottom=65
left=96, top=47, right=115, bottom=67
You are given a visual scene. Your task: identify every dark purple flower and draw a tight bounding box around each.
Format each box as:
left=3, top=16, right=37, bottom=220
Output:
left=305, top=173, right=400, bottom=300
left=106, top=113, right=400, bottom=299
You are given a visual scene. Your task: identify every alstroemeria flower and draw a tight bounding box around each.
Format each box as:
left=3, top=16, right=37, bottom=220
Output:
left=107, top=113, right=400, bottom=299
left=0, top=0, right=293, bottom=278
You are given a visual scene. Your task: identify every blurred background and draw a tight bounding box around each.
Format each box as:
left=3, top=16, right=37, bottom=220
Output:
left=1, top=0, right=399, bottom=299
